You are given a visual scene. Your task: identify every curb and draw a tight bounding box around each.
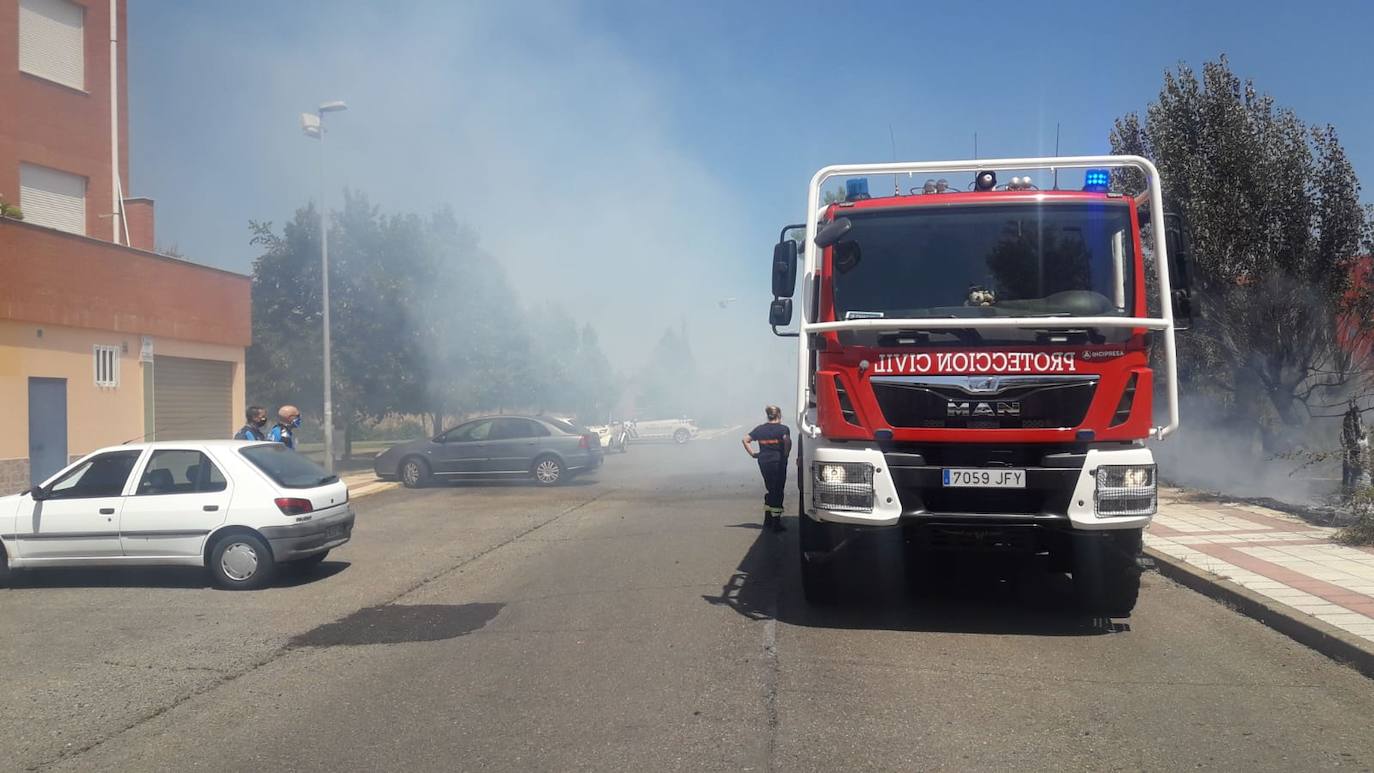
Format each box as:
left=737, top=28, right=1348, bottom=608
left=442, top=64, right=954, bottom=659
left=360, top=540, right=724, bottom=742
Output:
left=1145, top=546, right=1374, bottom=680
left=345, top=479, right=398, bottom=500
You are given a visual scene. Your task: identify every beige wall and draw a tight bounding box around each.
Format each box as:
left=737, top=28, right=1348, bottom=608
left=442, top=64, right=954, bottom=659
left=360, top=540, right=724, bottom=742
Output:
left=0, top=319, right=245, bottom=463
left=0, top=320, right=143, bottom=462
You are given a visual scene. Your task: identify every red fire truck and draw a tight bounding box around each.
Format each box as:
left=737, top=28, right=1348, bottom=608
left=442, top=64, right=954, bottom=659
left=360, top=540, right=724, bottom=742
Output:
left=769, top=156, right=1194, bottom=615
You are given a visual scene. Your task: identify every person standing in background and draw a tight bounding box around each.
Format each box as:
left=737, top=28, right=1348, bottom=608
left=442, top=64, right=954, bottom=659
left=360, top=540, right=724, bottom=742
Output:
left=270, top=405, right=302, bottom=450
left=743, top=405, right=792, bottom=532
left=234, top=406, right=269, bottom=441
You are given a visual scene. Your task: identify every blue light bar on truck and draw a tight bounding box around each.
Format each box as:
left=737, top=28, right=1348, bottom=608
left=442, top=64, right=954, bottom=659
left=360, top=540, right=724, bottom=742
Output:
left=845, top=178, right=870, bottom=201
left=1083, top=168, right=1110, bottom=192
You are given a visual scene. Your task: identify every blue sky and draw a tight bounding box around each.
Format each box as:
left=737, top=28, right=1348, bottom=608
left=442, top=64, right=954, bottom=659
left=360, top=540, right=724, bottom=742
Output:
left=127, top=0, right=1374, bottom=366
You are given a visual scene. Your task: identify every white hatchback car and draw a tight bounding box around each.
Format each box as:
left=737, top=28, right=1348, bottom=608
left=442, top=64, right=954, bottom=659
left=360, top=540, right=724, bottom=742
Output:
left=0, top=440, right=353, bottom=590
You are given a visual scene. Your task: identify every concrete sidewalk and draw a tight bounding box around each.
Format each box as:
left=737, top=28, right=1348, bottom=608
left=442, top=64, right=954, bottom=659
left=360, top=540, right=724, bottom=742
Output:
left=1147, top=487, right=1374, bottom=669
left=340, top=470, right=396, bottom=499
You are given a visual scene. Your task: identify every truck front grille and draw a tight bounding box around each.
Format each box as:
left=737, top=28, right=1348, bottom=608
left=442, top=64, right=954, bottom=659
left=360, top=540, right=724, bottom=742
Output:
left=871, top=375, right=1097, bottom=430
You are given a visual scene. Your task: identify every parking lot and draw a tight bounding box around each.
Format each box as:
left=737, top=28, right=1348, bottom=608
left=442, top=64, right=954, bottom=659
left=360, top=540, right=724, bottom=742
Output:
left=5, top=438, right=1374, bottom=771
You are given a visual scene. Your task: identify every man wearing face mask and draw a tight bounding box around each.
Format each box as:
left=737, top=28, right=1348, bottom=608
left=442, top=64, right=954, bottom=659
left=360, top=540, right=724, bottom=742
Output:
left=270, top=405, right=302, bottom=450
left=234, top=406, right=270, bottom=441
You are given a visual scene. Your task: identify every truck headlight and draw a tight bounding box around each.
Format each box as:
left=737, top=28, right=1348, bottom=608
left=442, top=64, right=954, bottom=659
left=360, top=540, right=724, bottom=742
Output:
left=1094, top=464, right=1157, bottom=517
left=812, top=462, right=874, bottom=512
left=817, top=463, right=849, bottom=485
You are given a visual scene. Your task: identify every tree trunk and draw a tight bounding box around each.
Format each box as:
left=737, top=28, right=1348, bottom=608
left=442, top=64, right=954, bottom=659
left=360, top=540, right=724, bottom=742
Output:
left=343, top=421, right=354, bottom=462
left=1219, top=365, right=1264, bottom=458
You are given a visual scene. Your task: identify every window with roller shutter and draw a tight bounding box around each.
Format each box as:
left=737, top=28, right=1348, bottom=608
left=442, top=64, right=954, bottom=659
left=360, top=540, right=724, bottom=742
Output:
left=19, top=163, right=87, bottom=235
left=19, top=0, right=85, bottom=91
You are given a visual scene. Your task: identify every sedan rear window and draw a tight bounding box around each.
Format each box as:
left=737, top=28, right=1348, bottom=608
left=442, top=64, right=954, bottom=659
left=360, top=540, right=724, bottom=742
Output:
left=240, top=445, right=338, bottom=488
left=545, top=419, right=579, bottom=434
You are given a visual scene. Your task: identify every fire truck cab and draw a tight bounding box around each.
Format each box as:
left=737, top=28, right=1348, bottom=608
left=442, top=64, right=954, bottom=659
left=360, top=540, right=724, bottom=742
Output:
left=769, top=156, right=1193, bottom=615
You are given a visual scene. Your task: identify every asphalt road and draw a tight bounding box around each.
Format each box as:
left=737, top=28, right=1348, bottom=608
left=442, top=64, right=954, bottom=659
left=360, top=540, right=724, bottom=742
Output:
left=4, top=438, right=1374, bottom=771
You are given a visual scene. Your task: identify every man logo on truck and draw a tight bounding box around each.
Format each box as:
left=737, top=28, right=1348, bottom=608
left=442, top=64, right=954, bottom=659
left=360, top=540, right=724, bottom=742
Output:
left=946, top=401, right=1021, bottom=418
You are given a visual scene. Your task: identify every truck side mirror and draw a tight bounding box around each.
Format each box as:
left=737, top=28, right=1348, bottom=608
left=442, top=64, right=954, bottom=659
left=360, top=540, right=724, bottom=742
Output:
left=769, top=298, right=793, bottom=327
left=1162, top=212, right=1196, bottom=330
left=772, top=240, right=798, bottom=298
left=30, top=484, right=50, bottom=501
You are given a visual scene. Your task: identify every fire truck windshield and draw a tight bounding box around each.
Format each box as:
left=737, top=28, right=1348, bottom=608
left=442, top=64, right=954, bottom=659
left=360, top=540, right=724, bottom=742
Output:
left=829, top=202, right=1136, bottom=343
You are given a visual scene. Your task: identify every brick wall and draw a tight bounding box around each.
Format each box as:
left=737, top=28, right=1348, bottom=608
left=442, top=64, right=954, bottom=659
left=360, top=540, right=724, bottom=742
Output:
left=0, top=0, right=130, bottom=240
left=123, top=196, right=154, bottom=251
left=0, top=218, right=251, bottom=348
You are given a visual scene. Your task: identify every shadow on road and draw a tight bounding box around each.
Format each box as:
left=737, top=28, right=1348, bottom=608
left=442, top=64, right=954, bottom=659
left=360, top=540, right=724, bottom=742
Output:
left=4, top=560, right=351, bottom=591
left=290, top=602, right=504, bottom=647
left=705, top=516, right=1126, bottom=636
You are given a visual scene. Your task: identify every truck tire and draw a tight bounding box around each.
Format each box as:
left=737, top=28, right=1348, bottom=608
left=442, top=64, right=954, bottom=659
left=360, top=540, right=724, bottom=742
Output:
left=799, top=513, right=838, bottom=604
left=1072, top=529, right=1142, bottom=616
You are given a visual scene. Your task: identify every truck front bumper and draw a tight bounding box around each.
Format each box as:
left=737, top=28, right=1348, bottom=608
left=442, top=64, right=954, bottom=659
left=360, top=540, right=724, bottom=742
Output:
left=805, top=443, right=1154, bottom=532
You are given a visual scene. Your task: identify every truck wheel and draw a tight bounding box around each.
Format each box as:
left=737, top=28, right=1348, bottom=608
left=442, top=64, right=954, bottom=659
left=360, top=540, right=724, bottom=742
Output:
left=1072, top=529, right=1142, bottom=616
left=799, top=513, right=838, bottom=604
left=673, top=428, right=691, bottom=444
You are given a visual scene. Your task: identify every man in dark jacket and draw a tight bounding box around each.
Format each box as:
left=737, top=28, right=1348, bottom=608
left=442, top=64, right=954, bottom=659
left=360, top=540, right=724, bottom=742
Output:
left=743, top=405, right=792, bottom=532
left=234, top=406, right=269, bottom=441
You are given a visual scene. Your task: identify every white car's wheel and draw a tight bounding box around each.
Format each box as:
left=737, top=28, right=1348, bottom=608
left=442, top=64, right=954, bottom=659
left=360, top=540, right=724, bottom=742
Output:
left=673, top=428, right=691, bottom=444
left=210, top=533, right=276, bottom=590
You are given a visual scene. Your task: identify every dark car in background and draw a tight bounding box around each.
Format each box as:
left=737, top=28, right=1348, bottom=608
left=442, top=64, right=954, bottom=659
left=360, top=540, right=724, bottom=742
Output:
left=374, top=415, right=602, bottom=488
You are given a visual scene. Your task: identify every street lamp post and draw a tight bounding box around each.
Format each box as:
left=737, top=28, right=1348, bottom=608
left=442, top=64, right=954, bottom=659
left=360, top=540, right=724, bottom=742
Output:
left=301, top=100, right=348, bottom=474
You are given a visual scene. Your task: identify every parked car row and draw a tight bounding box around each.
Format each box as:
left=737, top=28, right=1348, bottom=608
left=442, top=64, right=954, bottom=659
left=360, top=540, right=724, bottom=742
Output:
left=373, top=414, right=704, bottom=488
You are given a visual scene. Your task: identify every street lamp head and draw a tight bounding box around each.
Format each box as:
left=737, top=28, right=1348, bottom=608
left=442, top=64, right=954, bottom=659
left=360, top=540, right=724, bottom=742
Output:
left=318, top=100, right=348, bottom=113
left=300, top=112, right=322, bottom=138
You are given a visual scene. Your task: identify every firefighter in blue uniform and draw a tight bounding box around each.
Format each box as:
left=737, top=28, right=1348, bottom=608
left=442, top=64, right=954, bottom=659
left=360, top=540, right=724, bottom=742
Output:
left=743, top=405, right=791, bottom=532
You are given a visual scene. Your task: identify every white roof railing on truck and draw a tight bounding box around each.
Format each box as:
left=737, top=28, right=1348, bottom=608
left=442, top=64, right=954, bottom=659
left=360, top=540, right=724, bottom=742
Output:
left=796, top=155, right=1179, bottom=440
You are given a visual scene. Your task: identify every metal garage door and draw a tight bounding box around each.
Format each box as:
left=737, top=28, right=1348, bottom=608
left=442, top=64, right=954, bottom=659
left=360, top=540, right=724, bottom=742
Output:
left=153, top=356, right=233, bottom=441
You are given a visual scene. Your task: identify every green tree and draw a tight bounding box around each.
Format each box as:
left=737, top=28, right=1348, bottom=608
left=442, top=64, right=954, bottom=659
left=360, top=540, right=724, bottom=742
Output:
left=249, top=193, right=618, bottom=443
left=247, top=192, right=413, bottom=458
left=1110, top=56, right=1374, bottom=438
